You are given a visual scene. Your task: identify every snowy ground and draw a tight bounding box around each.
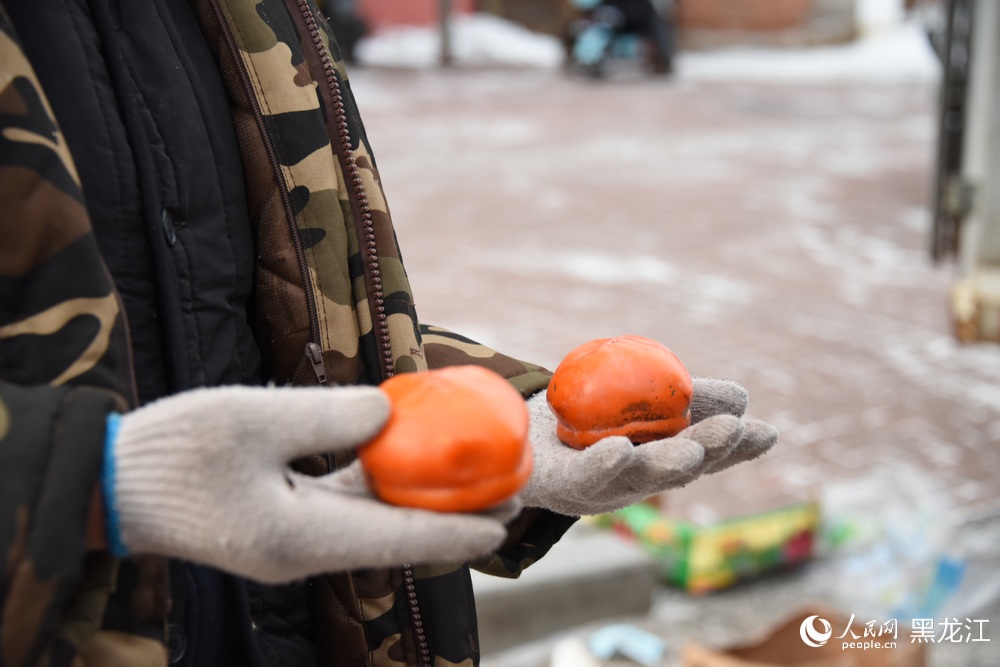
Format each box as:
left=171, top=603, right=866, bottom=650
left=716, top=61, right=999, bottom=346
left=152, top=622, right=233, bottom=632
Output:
left=355, top=11, right=940, bottom=85
left=345, top=10, right=998, bottom=667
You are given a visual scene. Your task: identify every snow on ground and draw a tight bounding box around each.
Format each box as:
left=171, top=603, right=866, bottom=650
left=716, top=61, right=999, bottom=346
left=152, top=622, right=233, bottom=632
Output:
left=356, top=13, right=564, bottom=69
left=678, top=22, right=939, bottom=85
left=355, top=12, right=939, bottom=86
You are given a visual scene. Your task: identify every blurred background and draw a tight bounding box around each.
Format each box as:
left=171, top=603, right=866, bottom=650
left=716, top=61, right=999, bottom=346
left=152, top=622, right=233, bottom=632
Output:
left=327, top=1, right=998, bottom=665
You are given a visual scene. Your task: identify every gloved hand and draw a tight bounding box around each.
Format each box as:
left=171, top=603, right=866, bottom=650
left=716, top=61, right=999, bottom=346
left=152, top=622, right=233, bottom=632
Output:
left=520, top=378, right=778, bottom=517
left=105, top=385, right=516, bottom=583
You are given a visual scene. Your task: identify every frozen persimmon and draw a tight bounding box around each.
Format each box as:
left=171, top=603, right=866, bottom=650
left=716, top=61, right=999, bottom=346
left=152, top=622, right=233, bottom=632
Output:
left=546, top=335, right=693, bottom=449
left=358, top=365, right=533, bottom=513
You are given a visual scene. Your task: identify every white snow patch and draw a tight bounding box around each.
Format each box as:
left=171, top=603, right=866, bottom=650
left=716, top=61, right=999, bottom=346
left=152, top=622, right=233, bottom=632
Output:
left=678, top=21, right=939, bottom=85
left=356, top=12, right=939, bottom=86
left=357, top=13, right=564, bottom=69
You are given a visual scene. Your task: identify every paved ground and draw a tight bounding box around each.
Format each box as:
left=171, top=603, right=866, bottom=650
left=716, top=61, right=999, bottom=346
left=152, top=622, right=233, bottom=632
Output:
left=346, top=58, right=1000, bottom=665
left=470, top=508, right=1000, bottom=667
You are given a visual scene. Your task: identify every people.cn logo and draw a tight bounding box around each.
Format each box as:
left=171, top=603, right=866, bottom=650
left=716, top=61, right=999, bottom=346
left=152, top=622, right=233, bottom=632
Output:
left=800, top=615, right=833, bottom=648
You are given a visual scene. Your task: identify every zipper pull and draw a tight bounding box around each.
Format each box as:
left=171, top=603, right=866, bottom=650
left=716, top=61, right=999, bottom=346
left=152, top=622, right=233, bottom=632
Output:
left=305, top=342, right=327, bottom=385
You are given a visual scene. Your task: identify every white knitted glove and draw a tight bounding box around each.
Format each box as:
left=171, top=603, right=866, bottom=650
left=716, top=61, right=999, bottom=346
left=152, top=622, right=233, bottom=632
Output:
left=520, top=378, right=777, bottom=517
left=105, top=385, right=515, bottom=583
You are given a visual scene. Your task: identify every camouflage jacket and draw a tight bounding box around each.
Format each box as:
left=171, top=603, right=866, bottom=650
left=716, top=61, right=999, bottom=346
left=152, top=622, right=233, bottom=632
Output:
left=0, top=1, right=575, bottom=666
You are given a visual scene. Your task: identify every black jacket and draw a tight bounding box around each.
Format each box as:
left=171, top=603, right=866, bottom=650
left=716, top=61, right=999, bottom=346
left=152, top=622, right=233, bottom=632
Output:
left=0, top=1, right=575, bottom=666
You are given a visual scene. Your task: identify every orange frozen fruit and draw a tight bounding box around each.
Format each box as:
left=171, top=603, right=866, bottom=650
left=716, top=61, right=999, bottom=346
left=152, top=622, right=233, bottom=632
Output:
left=546, top=335, right=693, bottom=449
left=359, top=365, right=533, bottom=512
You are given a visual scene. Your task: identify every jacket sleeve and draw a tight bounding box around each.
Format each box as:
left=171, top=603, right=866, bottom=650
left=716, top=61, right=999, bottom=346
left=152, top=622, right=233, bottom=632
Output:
left=417, top=324, right=579, bottom=578
left=419, top=324, right=554, bottom=399
left=0, top=9, right=138, bottom=665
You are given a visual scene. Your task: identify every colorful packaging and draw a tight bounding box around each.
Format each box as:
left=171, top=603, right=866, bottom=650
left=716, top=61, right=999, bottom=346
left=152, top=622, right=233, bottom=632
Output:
left=595, top=500, right=821, bottom=594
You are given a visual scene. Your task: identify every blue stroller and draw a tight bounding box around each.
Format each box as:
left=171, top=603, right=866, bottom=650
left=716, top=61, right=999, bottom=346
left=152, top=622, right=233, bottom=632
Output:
left=568, top=0, right=675, bottom=78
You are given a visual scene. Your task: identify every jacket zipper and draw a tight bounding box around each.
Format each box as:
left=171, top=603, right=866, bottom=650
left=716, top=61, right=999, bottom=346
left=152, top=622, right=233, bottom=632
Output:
left=208, top=0, right=327, bottom=386
left=305, top=341, right=327, bottom=384
left=293, top=0, right=396, bottom=382
left=292, top=4, right=427, bottom=666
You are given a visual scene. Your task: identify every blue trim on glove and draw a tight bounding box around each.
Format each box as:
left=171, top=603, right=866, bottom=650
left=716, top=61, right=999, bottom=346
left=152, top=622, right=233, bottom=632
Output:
left=103, top=413, right=129, bottom=557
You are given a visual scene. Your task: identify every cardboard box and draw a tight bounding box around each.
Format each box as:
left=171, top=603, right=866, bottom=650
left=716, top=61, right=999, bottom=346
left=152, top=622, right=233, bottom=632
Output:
left=681, top=607, right=926, bottom=667
left=594, top=500, right=820, bottom=594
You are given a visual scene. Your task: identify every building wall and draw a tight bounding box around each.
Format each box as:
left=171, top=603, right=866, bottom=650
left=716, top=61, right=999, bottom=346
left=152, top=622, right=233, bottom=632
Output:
left=474, top=0, right=857, bottom=45
left=356, top=0, right=475, bottom=31
left=676, top=0, right=814, bottom=31
left=354, top=0, right=858, bottom=45
left=476, top=0, right=576, bottom=35
left=676, top=0, right=857, bottom=47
